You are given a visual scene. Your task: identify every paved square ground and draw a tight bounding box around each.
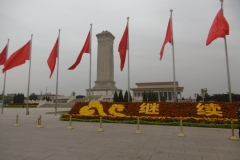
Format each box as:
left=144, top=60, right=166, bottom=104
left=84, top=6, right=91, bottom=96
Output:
left=0, top=108, right=239, bottom=160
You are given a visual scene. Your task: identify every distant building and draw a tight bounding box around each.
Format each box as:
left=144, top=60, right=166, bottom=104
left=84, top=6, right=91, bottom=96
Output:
left=37, top=93, right=65, bottom=103
left=130, top=81, right=184, bottom=102
left=7, top=93, right=15, bottom=97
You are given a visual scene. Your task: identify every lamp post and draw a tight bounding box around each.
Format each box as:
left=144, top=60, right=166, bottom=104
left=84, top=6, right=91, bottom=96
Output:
left=200, top=88, right=207, bottom=102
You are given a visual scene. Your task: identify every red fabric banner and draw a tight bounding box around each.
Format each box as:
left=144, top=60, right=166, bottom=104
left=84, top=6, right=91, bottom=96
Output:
left=2, top=41, right=30, bottom=73
left=118, top=25, right=128, bottom=71
left=160, top=19, right=172, bottom=60
left=47, top=38, right=59, bottom=78
left=206, top=9, right=229, bottom=45
left=68, top=32, right=90, bottom=70
left=0, top=45, right=7, bottom=65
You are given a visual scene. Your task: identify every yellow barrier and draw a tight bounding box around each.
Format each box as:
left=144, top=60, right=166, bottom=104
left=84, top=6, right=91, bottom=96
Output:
left=97, top=117, right=104, bottom=132
left=228, top=119, right=239, bottom=141
left=135, top=116, right=141, bottom=134
left=14, top=114, right=20, bottom=126
left=67, top=115, right=74, bottom=129
left=178, top=118, right=186, bottom=137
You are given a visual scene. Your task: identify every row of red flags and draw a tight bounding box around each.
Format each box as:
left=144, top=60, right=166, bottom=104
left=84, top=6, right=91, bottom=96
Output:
left=0, top=9, right=229, bottom=77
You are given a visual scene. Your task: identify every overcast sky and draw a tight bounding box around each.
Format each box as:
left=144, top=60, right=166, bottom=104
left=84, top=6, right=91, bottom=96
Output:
left=0, top=0, right=240, bottom=99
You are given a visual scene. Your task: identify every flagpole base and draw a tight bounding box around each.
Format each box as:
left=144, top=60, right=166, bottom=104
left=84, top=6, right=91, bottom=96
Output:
left=97, top=128, right=104, bottom=132
left=14, top=124, right=20, bottom=127
left=67, top=126, right=74, bottom=129
left=135, top=130, right=141, bottom=134
left=37, top=125, right=43, bottom=128
left=178, top=133, right=186, bottom=137
left=229, top=136, right=239, bottom=141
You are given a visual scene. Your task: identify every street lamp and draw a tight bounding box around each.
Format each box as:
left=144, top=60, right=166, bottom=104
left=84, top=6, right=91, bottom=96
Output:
left=200, top=88, right=207, bottom=102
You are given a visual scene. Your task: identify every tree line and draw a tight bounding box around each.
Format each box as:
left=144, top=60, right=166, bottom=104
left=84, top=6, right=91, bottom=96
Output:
left=113, top=90, right=132, bottom=102
left=113, top=91, right=163, bottom=102
left=196, top=93, right=240, bottom=102
left=13, top=93, right=25, bottom=103
left=0, top=92, right=52, bottom=104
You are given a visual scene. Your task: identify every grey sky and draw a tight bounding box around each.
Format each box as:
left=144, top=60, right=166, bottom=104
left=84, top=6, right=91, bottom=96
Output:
left=0, top=0, right=240, bottom=99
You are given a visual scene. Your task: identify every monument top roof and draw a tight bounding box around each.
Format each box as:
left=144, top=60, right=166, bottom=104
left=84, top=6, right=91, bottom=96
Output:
left=96, top=30, right=115, bottom=39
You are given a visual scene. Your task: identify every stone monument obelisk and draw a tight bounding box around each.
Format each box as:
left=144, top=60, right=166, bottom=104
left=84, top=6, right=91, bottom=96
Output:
left=86, top=30, right=121, bottom=101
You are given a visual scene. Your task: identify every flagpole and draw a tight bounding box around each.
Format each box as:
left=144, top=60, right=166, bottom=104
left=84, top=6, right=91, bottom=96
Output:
left=55, top=29, right=60, bottom=115
left=1, top=39, right=9, bottom=114
left=220, top=0, right=232, bottom=102
left=170, top=9, right=177, bottom=102
left=26, top=35, right=33, bottom=115
left=127, top=17, right=130, bottom=102
left=89, top=24, right=92, bottom=102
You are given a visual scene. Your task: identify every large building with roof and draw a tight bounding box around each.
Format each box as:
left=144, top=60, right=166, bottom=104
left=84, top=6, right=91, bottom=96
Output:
left=130, top=81, right=184, bottom=102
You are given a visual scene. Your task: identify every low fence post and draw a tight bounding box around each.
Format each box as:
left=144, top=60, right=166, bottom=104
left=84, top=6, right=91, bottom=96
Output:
left=178, top=117, right=185, bottom=137
left=135, top=116, right=141, bottom=134
left=97, top=117, right=104, bottom=132
left=229, top=119, right=239, bottom=141
left=67, top=115, right=74, bottom=129
left=14, top=114, right=20, bottom=126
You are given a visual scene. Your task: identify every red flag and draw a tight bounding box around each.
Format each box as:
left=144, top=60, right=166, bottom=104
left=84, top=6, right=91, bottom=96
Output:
left=2, top=41, right=30, bottom=73
left=160, top=19, right=172, bottom=60
left=0, top=45, right=7, bottom=65
left=118, top=25, right=128, bottom=71
left=68, top=32, right=90, bottom=70
left=206, top=9, right=229, bottom=45
left=47, top=38, right=59, bottom=78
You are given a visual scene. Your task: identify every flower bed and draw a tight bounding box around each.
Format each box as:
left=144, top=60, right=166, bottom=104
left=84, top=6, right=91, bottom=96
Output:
left=60, top=101, right=239, bottom=125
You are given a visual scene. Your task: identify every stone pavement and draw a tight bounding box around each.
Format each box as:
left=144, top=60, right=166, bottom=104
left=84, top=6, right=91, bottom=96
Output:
left=0, top=108, right=239, bottom=160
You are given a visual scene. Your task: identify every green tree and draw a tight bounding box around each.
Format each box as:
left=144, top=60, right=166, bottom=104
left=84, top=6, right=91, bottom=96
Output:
left=160, top=96, right=166, bottom=102
left=46, top=96, right=51, bottom=101
left=29, top=95, right=32, bottom=100
left=113, top=91, right=119, bottom=102
left=13, top=94, right=17, bottom=103
left=153, top=92, right=158, bottom=101
left=231, top=93, right=240, bottom=101
left=196, top=94, right=201, bottom=102
left=13, top=93, right=25, bottom=103
left=208, top=93, right=240, bottom=102
left=123, top=90, right=128, bottom=102
left=29, top=93, right=38, bottom=100
left=122, top=92, right=132, bottom=102
left=16, top=93, right=20, bottom=103
left=129, top=93, right=132, bottom=102
left=148, top=91, right=153, bottom=102
left=118, top=90, right=124, bottom=102
left=20, top=93, right=25, bottom=103
left=204, top=92, right=210, bottom=101
left=142, top=91, right=147, bottom=101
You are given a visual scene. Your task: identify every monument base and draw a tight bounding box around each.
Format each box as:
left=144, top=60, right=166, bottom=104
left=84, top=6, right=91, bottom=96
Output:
left=86, top=88, right=121, bottom=102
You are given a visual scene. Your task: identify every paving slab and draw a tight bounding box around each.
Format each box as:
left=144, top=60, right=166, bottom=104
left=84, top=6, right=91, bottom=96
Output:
left=0, top=108, right=240, bottom=160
